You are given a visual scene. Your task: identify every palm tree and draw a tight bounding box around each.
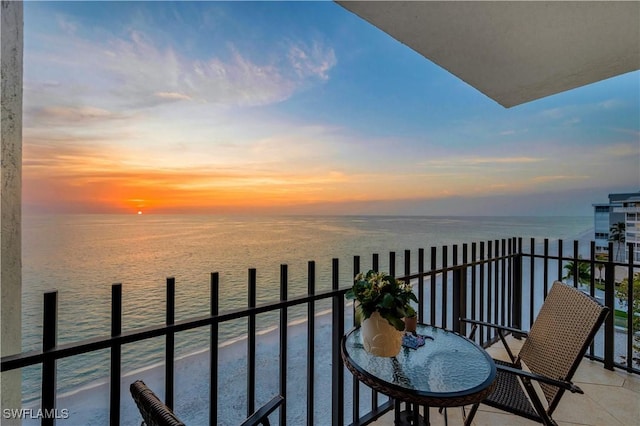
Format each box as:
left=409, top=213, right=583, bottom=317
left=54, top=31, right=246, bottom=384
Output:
left=562, top=256, right=591, bottom=288
left=609, top=222, right=626, bottom=261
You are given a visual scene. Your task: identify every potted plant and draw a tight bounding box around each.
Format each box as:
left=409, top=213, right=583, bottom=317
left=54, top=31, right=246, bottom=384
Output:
left=346, top=270, right=418, bottom=356
left=404, top=305, right=417, bottom=333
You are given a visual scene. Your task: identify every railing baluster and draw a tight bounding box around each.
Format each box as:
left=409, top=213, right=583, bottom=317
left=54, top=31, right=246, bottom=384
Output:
left=280, top=264, right=288, bottom=426
left=463, top=243, right=468, bottom=328
left=404, top=249, right=411, bottom=282
left=558, top=239, right=564, bottom=283
left=512, top=239, right=523, bottom=331
left=442, top=245, right=448, bottom=328
left=501, top=239, right=506, bottom=326
left=573, top=240, right=580, bottom=289
left=507, top=238, right=513, bottom=325
left=351, top=256, right=360, bottom=424
left=389, top=251, right=396, bottom=278
left=210, top=272, right=219, bottom=425
left=604, top=243, right=615, bottom=370
left=404, top=249, right=411, bottom=322
left=307, top=261, right=316, bottom=426
left=452, top=266, right=466, bottom=335
left=487, top=241, right=493, bottom=339
left=494, top=240, right=500, bottom=326
left=627, top=244, right=634, bottom=372
left=371, top=253, right=379, bottom=409
left=479, top=242, right=485, bottom=344
left=165, top=277, right=175, bottom=409
left=452, top=245, right=459, bottom=329
left=430, top=247, right=437, bottom=326
left=589, top=242, right=596, bottom=358
left=110, top=284, right=122, bottom=426
left=471, top=243, right=477, bottom=328
left=530, top=238, right=535, bottom=327
left=543, top=239, right=549, bottom=298
left=42, top=290, right=57, bottom=426
left=331, top=259, right=344, bottom=426
left=418, top=248, right=424, bottom=323
left=247, top=269, right=257, bottom=416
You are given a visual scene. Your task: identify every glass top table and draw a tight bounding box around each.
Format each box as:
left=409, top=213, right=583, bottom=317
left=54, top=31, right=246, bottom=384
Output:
left=341, top=323, right=496, bottom=408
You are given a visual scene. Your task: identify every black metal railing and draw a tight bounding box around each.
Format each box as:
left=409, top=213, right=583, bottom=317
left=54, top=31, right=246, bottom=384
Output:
left=1, top=237, right=638, bottom=425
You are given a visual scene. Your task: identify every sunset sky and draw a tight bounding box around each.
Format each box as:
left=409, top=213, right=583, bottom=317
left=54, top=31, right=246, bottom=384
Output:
left=22, top=1, right=639, bottom=216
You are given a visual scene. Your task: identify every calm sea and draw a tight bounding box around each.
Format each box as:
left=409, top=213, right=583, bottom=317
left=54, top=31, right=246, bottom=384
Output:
left=21, top=214, right=592, bottom=404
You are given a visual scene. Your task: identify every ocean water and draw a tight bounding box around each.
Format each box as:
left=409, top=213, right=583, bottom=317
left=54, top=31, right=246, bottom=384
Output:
left=20, top=214, right=592, bottom=404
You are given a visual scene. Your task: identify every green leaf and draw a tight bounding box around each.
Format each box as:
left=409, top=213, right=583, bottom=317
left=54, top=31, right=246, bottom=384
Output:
left=381, top=293, right=395, bottom=309
left=383, top=314, right=405, bottom=331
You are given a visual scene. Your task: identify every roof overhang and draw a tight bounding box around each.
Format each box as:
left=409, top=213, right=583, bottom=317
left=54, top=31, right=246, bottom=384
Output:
left=336, top=1, right=640, bottom=107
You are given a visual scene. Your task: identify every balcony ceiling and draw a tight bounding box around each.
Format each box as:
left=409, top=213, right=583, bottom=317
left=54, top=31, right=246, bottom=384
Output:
left=336, top=1, right=640, bottom=107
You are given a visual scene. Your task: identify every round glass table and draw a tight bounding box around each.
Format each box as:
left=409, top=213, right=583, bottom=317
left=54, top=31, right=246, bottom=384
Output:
left=341, top=324, right=496, bottom=425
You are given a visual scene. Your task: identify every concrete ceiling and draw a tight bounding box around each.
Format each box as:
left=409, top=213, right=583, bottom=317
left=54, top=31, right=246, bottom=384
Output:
left=336, top=1, right=640, bottom=108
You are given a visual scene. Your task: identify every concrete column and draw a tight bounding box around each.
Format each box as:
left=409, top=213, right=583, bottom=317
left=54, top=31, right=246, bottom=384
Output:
left=1, top=0, right=23, bottom=420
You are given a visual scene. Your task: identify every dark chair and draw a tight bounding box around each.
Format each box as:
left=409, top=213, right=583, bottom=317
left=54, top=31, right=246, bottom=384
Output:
left=460, top=281, right=609, bottom=426
left=130, top=380, right=284, bottom=426
left=130, top=380, right=185, bottom=426
left=239, top=395, right=284, bottom=426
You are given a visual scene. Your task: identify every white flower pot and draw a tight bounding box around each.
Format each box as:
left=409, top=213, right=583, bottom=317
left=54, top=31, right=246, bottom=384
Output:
left=361, top=311, right=402, bottom=357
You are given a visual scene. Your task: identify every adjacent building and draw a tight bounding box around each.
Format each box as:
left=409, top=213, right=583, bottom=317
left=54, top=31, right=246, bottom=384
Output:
left=593, top=191, right=640, bottom=262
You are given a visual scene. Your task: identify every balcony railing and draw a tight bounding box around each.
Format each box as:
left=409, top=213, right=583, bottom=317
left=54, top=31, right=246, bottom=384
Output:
left=1, top=238, right=638, bottom=425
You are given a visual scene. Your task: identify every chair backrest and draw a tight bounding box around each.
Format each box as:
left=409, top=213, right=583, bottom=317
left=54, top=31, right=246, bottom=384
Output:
left=130, top=380, right=186, bottom=426
left=131, top=379, right=284, bottom=426
left=519, top=281, right=609, bottom=409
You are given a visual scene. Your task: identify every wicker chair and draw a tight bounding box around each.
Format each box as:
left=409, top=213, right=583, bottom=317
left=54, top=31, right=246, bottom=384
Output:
left=460, top=281, right=609, bottom=426
left=130, top=380, right=284, bottom=426
left=239, top=394, right=284, bottom=426
left=130, top=381, right=185, bottom=426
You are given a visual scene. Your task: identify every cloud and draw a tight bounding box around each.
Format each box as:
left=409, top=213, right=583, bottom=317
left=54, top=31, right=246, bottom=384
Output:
left=563, top=117, right=581, bottom=126
left=421, top=156, right=543, bottom=168
left=56, top=15, right=77, bottom=35
left=29, top=106, right=132, bottom=124
left=27, top=12, right=338, bottom=112
left=465, top=156, right=542, bottom=165
left=288, top=40, right=337, bottom=81
left=532, top=175, right=589, bottom=183
left=540, top=107, right=565, bottom=119
left=597, top=142, right=640, bottom=158
left=154, top=92, right=192, bottom=101
left=598, top=99, right=623, bottom=110
left=187, top=47, right=297, bottom=107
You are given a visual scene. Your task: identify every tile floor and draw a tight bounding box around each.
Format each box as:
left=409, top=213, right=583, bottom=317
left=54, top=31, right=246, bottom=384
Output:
left=371, top=336, right=640, bottom=425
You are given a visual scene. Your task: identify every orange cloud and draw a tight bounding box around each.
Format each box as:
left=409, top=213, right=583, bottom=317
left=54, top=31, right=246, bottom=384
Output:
left=22, top=139, right=361, bottom=214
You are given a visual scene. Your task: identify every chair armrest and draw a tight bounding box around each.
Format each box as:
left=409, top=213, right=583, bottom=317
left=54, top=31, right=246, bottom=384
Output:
left=240, top=395, right=284, bottom=426
left=460, top=318, right=529, bottom=337
left=496, top=363, right=584, bottom=394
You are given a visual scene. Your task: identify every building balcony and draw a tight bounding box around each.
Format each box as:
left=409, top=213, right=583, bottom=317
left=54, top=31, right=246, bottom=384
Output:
left=612, top=207, right=640, bottom=214
left=2, top=237, right=638, bottom=425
